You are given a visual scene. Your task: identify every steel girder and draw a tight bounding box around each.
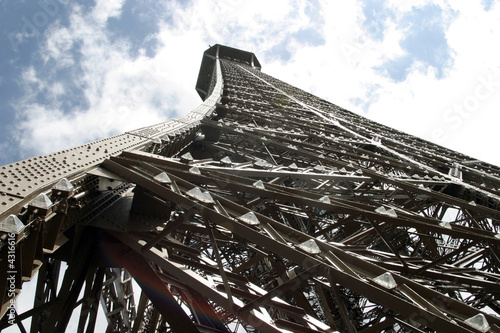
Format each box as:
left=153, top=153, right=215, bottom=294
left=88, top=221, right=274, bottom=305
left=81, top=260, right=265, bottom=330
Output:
left=1, top=44, right=500, bottom=332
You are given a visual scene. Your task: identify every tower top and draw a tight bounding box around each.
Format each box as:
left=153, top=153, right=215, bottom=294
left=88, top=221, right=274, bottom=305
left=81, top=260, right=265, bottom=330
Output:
left=196, top=44, right=261, bottom=100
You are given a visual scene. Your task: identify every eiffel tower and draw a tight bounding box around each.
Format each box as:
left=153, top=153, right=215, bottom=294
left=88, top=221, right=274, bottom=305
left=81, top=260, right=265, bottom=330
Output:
left=1, top=44, right=500, bottom=332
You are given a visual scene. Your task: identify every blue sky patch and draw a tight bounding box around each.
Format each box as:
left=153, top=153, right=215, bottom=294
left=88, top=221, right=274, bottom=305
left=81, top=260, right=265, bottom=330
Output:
left=0, top=0, right=74, bottom=164
left=377, top=57, right=414, bottom=82
left=265, top=39, right=292, bottom=62
left=106, top=0, right=161, bottom=58
left=482, top=0, right=495, bottom=11
left=350, top=84, right=381, bottom=113
left=304, top=0, right=325, bottom=26
left=377, top=4, right=454, bottom=82
left=293, top=28, right=325, bottom=47
left=362, top=0, right=393, bottom=40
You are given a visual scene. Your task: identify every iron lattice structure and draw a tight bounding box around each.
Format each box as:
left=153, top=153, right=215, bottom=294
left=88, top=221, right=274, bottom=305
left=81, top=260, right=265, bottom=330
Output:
left=1, top=45, right=500, bottom=333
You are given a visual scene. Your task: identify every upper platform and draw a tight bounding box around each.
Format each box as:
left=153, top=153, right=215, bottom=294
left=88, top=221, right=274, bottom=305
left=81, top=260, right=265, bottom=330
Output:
left=195, top=44, right=261, bottom=100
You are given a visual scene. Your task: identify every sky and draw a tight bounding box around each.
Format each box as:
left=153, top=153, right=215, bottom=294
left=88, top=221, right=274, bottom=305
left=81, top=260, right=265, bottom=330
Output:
left=0, top=0, right=500, bottom=168
left=0, top=0, right=500, bottom=329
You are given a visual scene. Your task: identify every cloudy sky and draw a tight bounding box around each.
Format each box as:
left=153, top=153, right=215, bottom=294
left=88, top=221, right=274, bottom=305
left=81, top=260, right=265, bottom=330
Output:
left=1, top=0, right=500, bottom=168
left=1, top=1, right=499, bottom=330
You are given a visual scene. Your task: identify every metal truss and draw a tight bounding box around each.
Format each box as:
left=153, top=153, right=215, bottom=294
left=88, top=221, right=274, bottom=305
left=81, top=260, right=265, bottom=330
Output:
left=1, top=44, right=500, bottom=332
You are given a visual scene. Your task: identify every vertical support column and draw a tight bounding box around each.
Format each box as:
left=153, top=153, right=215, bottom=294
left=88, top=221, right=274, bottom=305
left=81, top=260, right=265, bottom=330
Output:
left=30, top=258, right=61, bottom=333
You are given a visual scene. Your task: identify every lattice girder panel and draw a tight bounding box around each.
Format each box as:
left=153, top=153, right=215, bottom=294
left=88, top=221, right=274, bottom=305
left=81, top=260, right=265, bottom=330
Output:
left=93, top=149, right=500, bottom=332
left=229, top=61, right=500, bottom=208
left=198, top=125, right=500, bottom=242
left=88, top=148, right=496, bottom=330
left=123, top=149, right=500, bottom=259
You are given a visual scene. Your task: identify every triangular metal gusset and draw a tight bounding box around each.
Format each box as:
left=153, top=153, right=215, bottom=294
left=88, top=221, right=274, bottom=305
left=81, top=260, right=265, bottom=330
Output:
left=1, top=44, right=500, bottom=332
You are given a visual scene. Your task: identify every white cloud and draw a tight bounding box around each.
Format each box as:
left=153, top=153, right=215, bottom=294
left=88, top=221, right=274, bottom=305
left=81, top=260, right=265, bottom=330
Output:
left=12, top=0, right=500, bottom=166
left=92, top=0, right=126, bottom=23
left=14, top=1, right=203, bottom=158
left=13, top=0, right=332, bottom=158
left=43, top=24, right=76, bottom=67
left=263, top=1, right=500, bottom=165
